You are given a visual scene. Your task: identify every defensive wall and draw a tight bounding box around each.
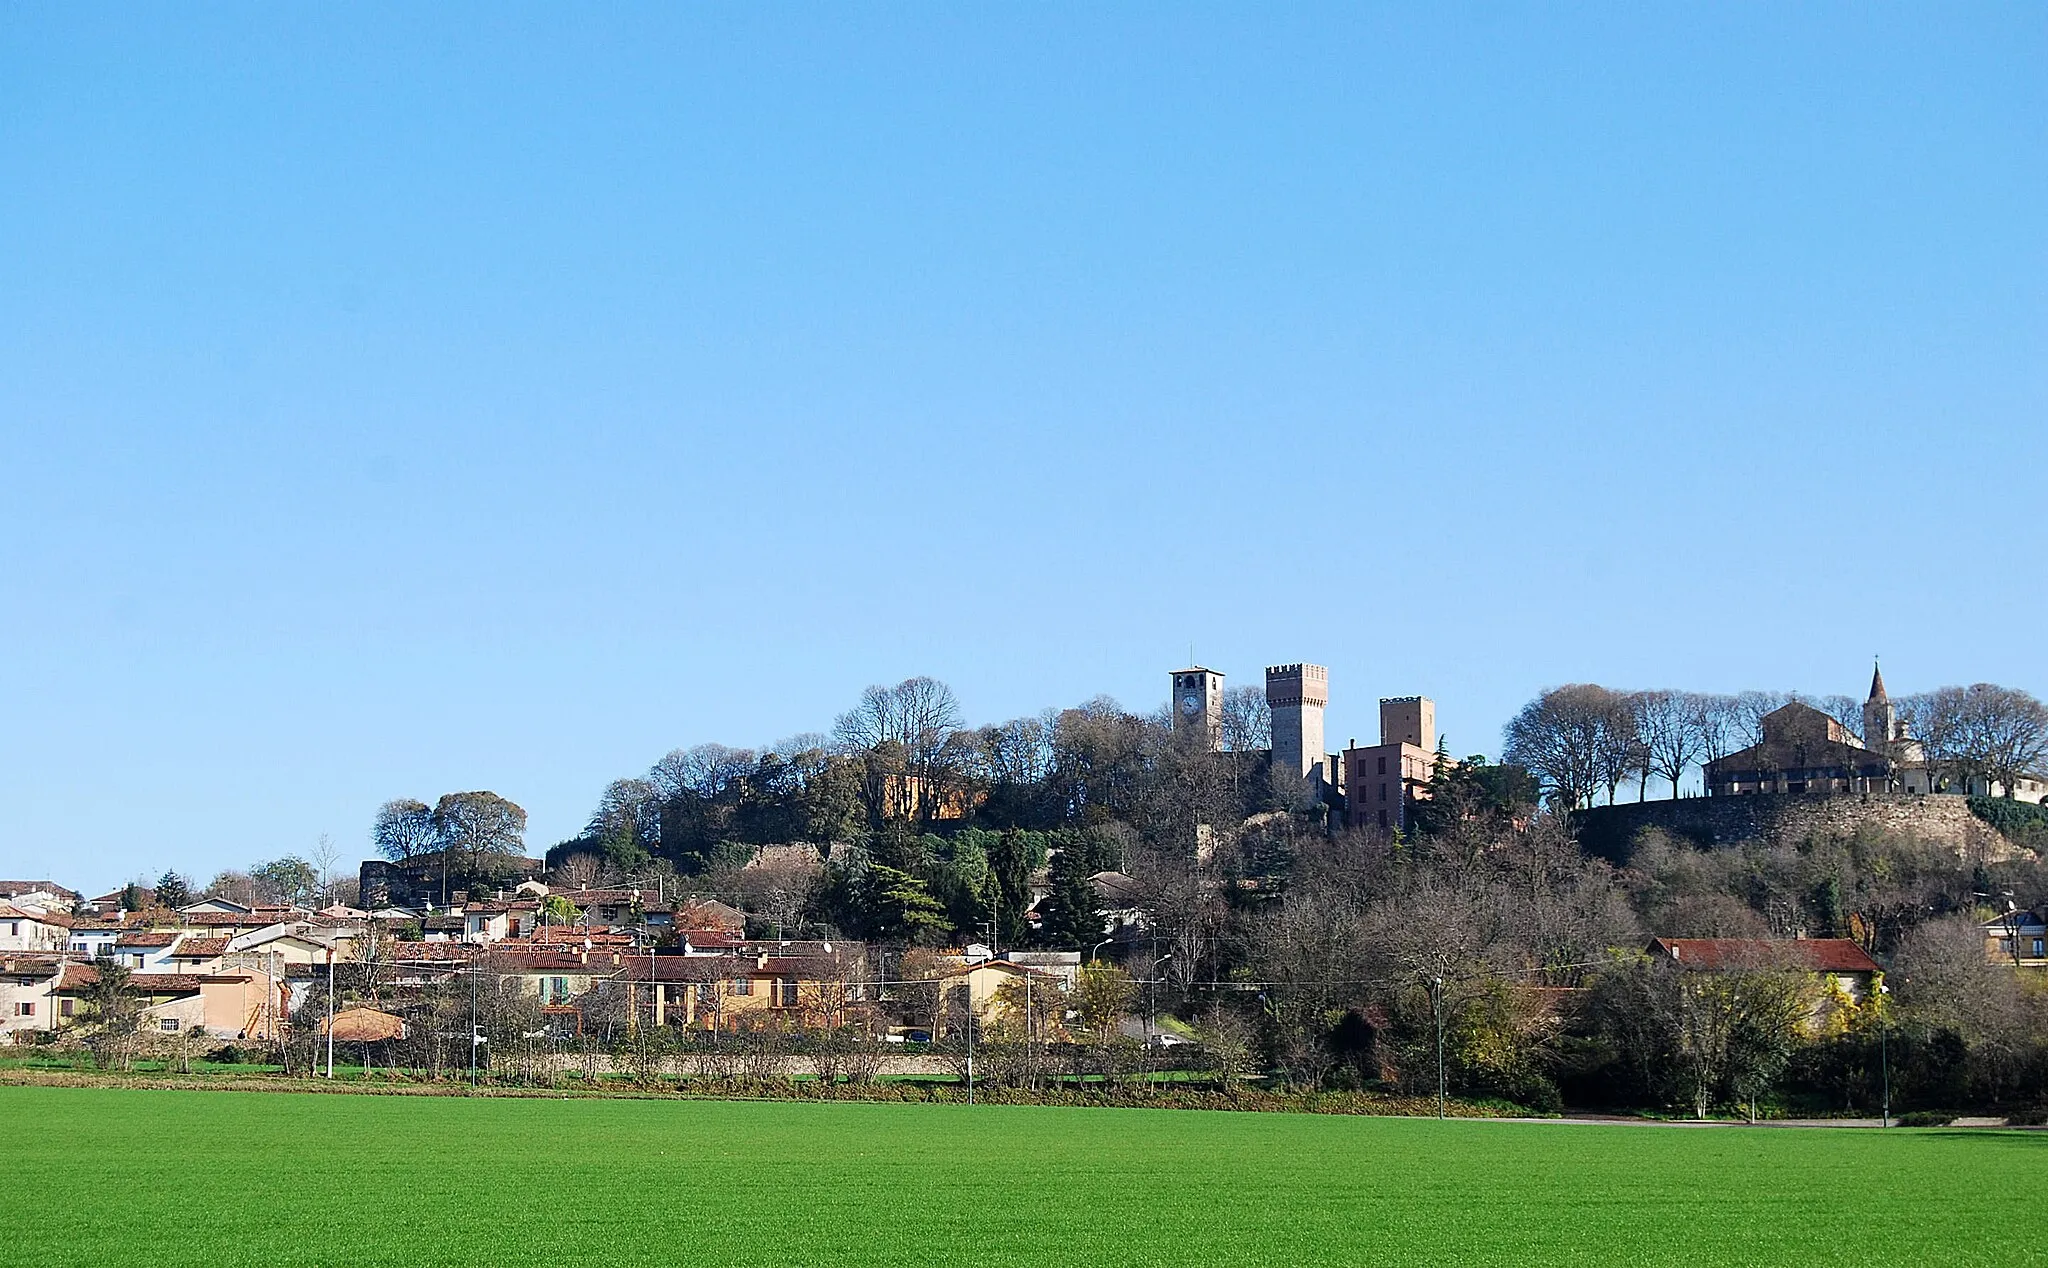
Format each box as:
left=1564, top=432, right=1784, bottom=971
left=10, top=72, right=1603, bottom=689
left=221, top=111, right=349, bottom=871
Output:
left=1573, top=791, right=2027, bottom=865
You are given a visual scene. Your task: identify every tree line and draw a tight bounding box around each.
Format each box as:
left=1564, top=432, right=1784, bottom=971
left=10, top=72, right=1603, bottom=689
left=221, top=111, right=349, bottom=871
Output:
left=1502, top=681, right=2048, bottom=808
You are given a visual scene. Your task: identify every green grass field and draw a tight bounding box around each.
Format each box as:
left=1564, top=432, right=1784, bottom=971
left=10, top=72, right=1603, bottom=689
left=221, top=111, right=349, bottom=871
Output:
left=3, top=1086, right=2036, bottom=1267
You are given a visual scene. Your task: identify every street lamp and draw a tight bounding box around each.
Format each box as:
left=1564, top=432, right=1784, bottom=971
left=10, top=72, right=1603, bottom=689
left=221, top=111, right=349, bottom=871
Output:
left=324, top=949, right=336, bottom=1079
left=1876, top=978, right=1890, bottom=1129
left=1145, top=951, right=1173, bottom=1053
left=1432, top=975, right=1446, bottom=1120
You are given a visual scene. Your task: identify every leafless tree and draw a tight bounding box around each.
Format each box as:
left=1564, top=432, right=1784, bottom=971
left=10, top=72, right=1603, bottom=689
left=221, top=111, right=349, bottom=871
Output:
left=1503, top=684, right=1635, bottom=810
left=650, top=743, right=757, bottom=803
left=310, top=833, right=344, bottom=906
left=1220, top=686, right=1272, bottom=753
left=1908, top=684, right=2048, bottom=798
left=1694, top=694, right=1743, bottom=767
left=1732, top=691, right=1797, bottom=747
left=1636, top=690, right=1708, bottom=800
left=1814, top=694, right=1865, bottom=744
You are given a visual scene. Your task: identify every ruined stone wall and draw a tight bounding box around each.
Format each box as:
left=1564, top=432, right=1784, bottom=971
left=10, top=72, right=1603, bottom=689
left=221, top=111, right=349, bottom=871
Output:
left=1574, top=792, right=2024, bottom=864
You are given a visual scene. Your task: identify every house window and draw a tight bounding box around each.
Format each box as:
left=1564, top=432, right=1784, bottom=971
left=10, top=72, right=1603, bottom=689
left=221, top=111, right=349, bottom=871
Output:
left=59, top=998, right=74, bottom=1018
left=1377, top=755, right=1387, bottom=776
left=159, top=1018, right=179, bottom=1033
left=7, top=922, right=16, bottom=937
left=777, top=981, right=799, bottom=1008
left=732, top=978, right=751, bottom=996
left=1377, top=809, right=1388, bottom=830
left=2033, top=939, right=2045, bottom=959
left=1379, top=783, right=1388, bottom=802
left=1999, top=937, right=2014, bottom=952
left=14, top=1002, right=32, bottom=1017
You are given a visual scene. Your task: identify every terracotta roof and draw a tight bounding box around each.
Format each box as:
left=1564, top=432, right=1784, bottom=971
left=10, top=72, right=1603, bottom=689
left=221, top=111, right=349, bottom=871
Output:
left=1647, top=938, right=1880, bottom=974
left=115, top=932, right=178, bottom=948
left=937, top=960, right=1061, bottom=982
left=0, top=903, right=67, bottom=924
left=178, top=912, right=263, bottom=928
left=386, top=942, right=482, bottom=961
left=0, top=881, right=79, bottom=900
left=487, top=949, right=602, bottom=972
left=172, top=938, right=230, bottom=958
left=515, top=925, right=634, bottom=947
left=55, top=966, right=203, bottom=993
left=461, top=901, right=538, bottom=914
left=0, top=954, right=63, bottom=978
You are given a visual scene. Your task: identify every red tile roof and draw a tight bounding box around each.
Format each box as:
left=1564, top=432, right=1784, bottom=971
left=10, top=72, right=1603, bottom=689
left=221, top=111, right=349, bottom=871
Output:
left=1647, top=938, right=1880, bottom=974
left=0, top=881, right=80, bottom=900
left=115, top=932, right=178, bottom=948
left=54, top=966, right=204, bottom=993
left=171, top=938, right=230, bottom=959
left=385, top=942, right=482, bottom=961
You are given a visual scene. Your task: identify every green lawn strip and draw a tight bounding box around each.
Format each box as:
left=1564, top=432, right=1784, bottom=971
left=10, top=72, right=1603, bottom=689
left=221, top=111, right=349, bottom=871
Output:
left=0, top=1087, right=2031, bottom=1267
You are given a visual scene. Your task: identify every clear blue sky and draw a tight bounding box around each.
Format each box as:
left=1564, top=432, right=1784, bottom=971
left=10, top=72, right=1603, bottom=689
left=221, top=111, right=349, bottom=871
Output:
left=3, top=4, right=2043, bottom=893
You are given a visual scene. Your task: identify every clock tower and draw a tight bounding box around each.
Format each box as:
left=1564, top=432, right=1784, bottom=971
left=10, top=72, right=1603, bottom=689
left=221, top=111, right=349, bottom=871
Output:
left=1170, top=666, right=1225, bottom=750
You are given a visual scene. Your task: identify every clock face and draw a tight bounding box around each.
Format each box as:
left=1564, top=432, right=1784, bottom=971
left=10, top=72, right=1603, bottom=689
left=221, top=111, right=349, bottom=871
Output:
left=1182, top=693, right=1202, bottom=716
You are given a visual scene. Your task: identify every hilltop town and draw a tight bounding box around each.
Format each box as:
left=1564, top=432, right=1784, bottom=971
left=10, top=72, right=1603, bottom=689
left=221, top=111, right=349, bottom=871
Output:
left=5, top=659, right=2045, bottom=1118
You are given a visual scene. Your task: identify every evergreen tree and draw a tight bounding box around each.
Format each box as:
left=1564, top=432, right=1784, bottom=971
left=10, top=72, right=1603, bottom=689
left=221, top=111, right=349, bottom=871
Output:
left=155, top=871, right=191, bottom=909
left=1036, top=846, right=1103, bottom=949
left=863, top=864, right=949, bottom=945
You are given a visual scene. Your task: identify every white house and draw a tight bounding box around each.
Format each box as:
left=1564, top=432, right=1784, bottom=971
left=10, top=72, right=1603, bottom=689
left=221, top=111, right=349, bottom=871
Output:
left=0, top=905, right=70, bottom=953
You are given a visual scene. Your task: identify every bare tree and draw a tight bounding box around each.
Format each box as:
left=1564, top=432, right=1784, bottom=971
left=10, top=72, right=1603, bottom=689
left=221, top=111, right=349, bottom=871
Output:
left=1910, top=684, right=2048, bottom=799
left=1636, top=690, right=1707, bottom=800
left=1732, top=691, right=1797, bottom=748
left=310, top=833, right=343, bottom=906
left=1220, top=686, right=1272, bottom=753
left=1503, top=684, right=1635, bottom=810
left=1695, top=694, right=1744, bottom=766
left=1814, top=695, right=1865, bottom=744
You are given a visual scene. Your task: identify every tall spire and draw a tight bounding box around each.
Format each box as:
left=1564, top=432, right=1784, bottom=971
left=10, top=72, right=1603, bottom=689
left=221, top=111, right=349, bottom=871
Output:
left=1868, top=658, right=1887, bottom=703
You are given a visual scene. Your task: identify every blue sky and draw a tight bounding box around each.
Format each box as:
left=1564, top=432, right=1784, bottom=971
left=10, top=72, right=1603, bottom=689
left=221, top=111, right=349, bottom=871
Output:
left=3, top=4, right=2043, bottom=893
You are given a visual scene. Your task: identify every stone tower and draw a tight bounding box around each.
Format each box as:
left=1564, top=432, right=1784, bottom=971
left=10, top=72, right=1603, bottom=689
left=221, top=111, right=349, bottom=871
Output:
left=1862, top=660, right=1897, bottom=751
left=1170, top=666, right=1225, bottom=750
left=1265, top=663, right=1329, bottom=787
left=1379, top=696, right=1436, bottom=751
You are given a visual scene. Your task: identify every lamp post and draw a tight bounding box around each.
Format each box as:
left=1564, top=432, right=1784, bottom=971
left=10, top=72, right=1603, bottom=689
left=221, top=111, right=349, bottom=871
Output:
left=324, top=949, right=336, bottom=1079
left=1877, top=979, right=1890, bottom=1129
left=469, top=955, right=481, bottom=1090
left=1432, top=975, right=1446, bottom=1120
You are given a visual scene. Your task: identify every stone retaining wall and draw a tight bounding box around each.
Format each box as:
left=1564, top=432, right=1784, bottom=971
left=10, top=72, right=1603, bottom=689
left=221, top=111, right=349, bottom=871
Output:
left=1574, top=792, right=2024, bottom=863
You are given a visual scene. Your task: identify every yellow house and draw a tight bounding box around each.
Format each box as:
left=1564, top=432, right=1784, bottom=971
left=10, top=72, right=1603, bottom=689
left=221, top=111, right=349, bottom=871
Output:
left=621, top=948, right=870, bottom=1031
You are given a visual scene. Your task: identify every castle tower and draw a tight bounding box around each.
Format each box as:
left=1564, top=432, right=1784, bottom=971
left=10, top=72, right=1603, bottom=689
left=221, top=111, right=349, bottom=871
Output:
left=1379, top=696, right=1436, bottom=751
left=1862, top=660, right=1897, bottom=751
left=1266, top=663, right=1329, bottom=787
left=1170, top=666, right=1225, bottom=750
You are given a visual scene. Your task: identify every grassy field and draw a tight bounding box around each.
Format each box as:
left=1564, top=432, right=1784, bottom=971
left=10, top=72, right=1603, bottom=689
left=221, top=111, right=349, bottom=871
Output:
left=2, top=1086, right=2036, bottom=1267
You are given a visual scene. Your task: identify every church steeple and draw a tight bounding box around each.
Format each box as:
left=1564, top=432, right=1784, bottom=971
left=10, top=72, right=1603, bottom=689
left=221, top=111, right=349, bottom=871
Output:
left=1863, top=659, right=1896, bottom=752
